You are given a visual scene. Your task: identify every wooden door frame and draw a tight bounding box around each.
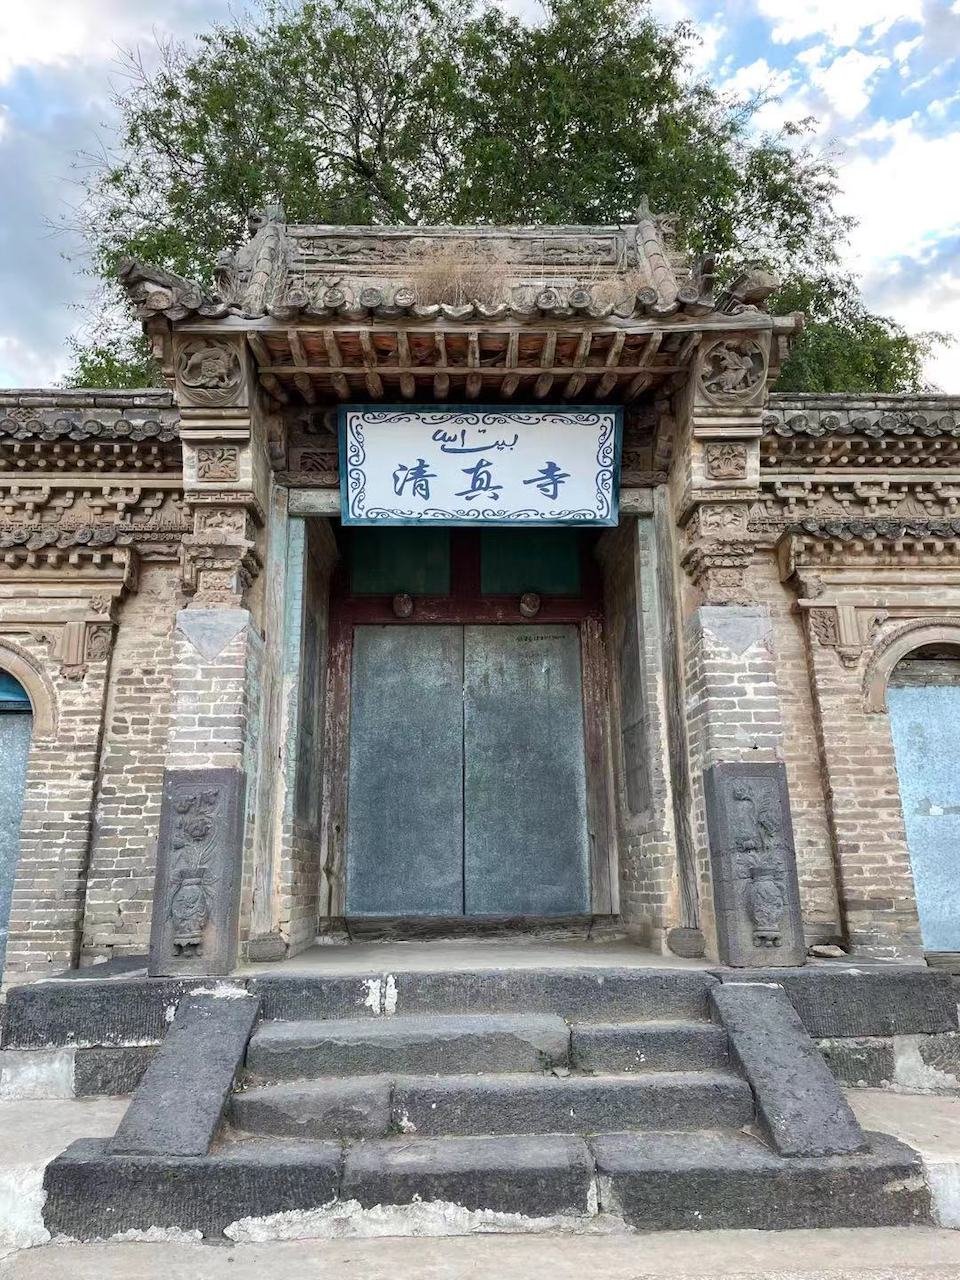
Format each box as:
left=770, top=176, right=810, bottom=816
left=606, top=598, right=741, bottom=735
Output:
left=320, top=527, right=620, bottom=920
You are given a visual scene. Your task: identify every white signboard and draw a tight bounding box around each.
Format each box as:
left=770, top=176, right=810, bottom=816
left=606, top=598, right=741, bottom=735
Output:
left=339, top=406, right=622, bottom=526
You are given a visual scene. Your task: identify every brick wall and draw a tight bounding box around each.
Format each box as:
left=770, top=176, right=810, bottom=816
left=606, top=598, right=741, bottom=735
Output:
left=81, top=565, right=180, bottom=961
left=4, top=637, right=109, bottom=984
left=748, top=557, right=842, bottom=942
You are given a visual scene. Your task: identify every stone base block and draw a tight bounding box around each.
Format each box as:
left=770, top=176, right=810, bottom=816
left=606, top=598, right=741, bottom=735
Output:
left=595, top=1130, right=930, bottom=1230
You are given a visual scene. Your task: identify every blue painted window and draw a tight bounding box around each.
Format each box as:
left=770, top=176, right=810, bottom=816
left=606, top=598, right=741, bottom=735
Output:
left=0, top=669, right=31, bottom=975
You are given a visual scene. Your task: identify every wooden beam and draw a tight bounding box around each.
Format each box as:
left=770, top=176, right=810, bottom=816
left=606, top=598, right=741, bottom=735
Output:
left=259, top=372, right=289, bottom=403
left=247, top=333, right=272, bottom=368
left=501, top=372, right=520, bottom=398
left=434, top=372, right=450, bottom=400
left=467, top=330, right=480, bottom=368
left=400, top=372, right=416, bottom=399
left=534, top=373, right=554, bottom=399
left=465, top=371, right=482, bottom=399
left=324, top=332, right=351, bottom=400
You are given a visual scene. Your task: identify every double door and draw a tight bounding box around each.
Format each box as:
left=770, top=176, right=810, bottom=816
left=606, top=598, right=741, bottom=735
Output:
left=345, top=623, right=590, bottom=918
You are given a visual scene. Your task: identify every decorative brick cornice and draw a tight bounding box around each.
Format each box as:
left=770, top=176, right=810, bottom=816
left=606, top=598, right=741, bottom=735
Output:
left=764, top=397, right=960, bottom=440
left=786, top=517, right=960, bottom=541
left=0, top=401, right=179, bottom=443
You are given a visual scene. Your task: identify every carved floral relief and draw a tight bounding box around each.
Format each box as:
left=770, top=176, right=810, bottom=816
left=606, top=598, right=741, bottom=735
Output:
left=705, top=442, right=749, bottom=480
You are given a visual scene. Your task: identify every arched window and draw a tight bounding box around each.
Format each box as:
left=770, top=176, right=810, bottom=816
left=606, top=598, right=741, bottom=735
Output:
left=887, top=643, right=960, bottom=956
left=0, top=669, right=32, bottom=974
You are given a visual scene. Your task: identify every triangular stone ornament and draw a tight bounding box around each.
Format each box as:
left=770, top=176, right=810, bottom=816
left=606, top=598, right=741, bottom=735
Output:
left=175, top=608, right=251, bottom=661
left=697, top=606, right=772, bottom=657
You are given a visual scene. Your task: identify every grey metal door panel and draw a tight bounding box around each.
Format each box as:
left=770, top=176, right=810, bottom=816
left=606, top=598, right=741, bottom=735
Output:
left=346, top=626, right=464, bottom=916
left=0, top=713, right=31, bottom=973
left=463, top=625, right=590, bottom=916
left=889, top=684, right=960, bottom=951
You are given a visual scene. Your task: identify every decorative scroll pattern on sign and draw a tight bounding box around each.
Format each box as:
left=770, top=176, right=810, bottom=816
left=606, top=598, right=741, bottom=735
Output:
left=340, top=407, right=622, bottom=526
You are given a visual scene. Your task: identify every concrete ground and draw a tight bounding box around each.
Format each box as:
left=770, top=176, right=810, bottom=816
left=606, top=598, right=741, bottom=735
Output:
left=2, top=1088, right=960, bottom=1278
left=237, top=935, right=712, bottom=974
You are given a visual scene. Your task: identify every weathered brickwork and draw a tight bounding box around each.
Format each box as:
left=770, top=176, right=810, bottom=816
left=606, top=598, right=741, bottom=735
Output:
left=747, top=556, right=841, bottom=942
left=81, top=565, right=180, bottom=961
left=3, top=636, right=110, bottom=983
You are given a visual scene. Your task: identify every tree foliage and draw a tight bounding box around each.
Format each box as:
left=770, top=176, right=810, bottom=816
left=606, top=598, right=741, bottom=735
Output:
left=65, top=0, right=943, bottom=391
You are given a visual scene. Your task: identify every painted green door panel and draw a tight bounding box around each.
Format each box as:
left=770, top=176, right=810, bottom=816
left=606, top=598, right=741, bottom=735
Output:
left=0, top=710, right=31, bottom=974
left=349, top=528, right=450, bottom=595
left=346, top=626, right=464, bottom=915
left=463, top=625, right=590, bottom=916
left=480, top=529, right=581, bottom=595
left=888, top=683, right=960, bottom=951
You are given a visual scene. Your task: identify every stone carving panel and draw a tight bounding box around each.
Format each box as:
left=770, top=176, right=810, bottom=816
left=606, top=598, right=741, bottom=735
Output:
left=175, top=340, right=244, bottom=408
left=703, top=761, right=806, bottom=966
left=705, top=442, right=748, bottom=480
left=195, top=445, right=240, bottom=482
left=148, top=767, right=246, bottom=976
left=699, top=339, right=766, bottom=406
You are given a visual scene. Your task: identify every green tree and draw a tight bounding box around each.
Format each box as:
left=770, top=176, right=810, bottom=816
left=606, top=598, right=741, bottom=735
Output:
left=65, top=0, right=944, bottom=391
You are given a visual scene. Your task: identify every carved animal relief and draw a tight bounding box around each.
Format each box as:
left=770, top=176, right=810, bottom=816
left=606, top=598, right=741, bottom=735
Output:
left=175, top=341, right=243, bottom=407
left=700, top=340, right=765, bottom=404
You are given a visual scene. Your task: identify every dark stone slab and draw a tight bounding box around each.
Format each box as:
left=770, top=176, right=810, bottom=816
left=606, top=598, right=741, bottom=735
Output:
left=715, top=966, right=959, bottom=1036
left=42, top=1136, right=341, bottom=1240
left=246, top=975, right=386, bottom=1021
left=593, top=1129, right=930, bottom=1230
left=709, top=983, right=867, bottom=1157
left=818, top=1038, right=894, bottom=1088
left=148, top=767, right=246, bottom=977
left=109, top=992, right=259, bottom=1157
left=390, top=1071, right=753, bottom=1137
left=245, top=1013, right=571, bottom=1081
left=391, top=968, right=716, bottom=1021
left=232, top=1077, right=391, bottom=1139
left=74, top=1046, right=157, bottom=1097
left=703, top=762, right=805, bottom=967
left=571, top=1021, right=728, bottom=1073
left=1, top=977, right=244, bottom=1049
left=343, top=1133, right=595, bottom=1216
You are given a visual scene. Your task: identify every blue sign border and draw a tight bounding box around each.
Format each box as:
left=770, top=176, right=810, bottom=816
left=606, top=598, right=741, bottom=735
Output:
left=338, top=403, right=624, bottom=528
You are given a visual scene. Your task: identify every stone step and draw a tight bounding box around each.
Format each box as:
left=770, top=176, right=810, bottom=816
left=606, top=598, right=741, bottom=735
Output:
left=245, top=1013, right=571, bottom=1081
left=231, top=1070, right=754, bottom=1140
left=41, top=1128, right=930, bottom=1240
left=571, top=1021, right=729, bottom=1073
left=247, top=967, right=715, bottom=1023
left=594, top=1129, right=930, bottom=1230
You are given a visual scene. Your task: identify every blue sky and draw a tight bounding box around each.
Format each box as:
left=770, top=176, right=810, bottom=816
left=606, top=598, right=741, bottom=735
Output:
left=1, top=0, right=959, bottom=388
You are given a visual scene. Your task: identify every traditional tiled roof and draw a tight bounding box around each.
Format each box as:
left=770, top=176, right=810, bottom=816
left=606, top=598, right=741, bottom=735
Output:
left=118, top=204, right=778, bottom=326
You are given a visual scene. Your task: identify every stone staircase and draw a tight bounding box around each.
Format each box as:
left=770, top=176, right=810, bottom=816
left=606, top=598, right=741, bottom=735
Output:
left=26, top=966, right=935, bottom=1237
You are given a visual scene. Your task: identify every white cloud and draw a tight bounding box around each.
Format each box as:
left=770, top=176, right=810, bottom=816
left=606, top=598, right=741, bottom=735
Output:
left=0, top=334, right=68, bottom=387
left=838, top=117, right=960, bottom=265
left=0, top=0, right=235, bottom=85
left=807, top=49, right=890, bottom=119
left=755, top=0, right=923, bottom=47
left=893, top=34, right=923, bottom=67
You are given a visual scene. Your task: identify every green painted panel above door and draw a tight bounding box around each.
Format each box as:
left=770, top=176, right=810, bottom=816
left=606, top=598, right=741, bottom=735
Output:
left=480, top=529, right=581, bottom=595
left=349, top=528, right=450, bottom=595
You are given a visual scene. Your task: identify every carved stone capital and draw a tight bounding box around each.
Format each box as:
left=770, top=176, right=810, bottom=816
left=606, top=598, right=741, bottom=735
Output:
left=681, top=539, right=755, bottom=605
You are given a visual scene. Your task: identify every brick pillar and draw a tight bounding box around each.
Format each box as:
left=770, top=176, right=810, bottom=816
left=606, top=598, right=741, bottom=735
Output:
left=146, top=332, right=268, bottom=976
left=670, top=329, right=807, bottom=964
